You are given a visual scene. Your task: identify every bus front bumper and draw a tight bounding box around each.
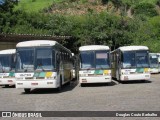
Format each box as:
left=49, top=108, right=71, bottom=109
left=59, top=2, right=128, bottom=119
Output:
left=0, top=78, right=15, bottom=85
left=79, top=76, right=112, bottom=83
left=16, top=79, right=59, bottom=89
left=120, top=73, right=150, bottom=81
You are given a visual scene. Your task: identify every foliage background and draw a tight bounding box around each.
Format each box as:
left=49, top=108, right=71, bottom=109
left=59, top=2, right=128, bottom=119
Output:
left=0, top=0, right=160, bottom=53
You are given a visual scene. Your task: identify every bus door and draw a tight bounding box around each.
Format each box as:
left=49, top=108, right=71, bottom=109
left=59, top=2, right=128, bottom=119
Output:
left=116, top=52, right=121, bottom=80
left=116, top=53, right=120, bottom=80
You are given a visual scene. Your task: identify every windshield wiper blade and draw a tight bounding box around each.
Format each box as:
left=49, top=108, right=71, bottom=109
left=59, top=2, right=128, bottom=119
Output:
left=83, top=67, right=94, bottom=71
left=39, top=66, right=45, bottom=72
left=24, top=64, right=34, bottom=72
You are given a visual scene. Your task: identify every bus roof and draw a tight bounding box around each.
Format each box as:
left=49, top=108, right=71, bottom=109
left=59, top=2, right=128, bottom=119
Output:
left=0, top=49, right=16, bottom=54
left=16, top=40, right=58, bottom=47
left=79, top=45, right=110, bottom=51
left=118, top=46, right=149, bottom=51
left=16, top=40, right=72, bottom=53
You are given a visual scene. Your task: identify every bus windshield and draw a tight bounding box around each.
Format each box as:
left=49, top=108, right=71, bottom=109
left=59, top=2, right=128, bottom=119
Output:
left=16, top=48, right=34, bottom=72
left=136, top=51, right=149, bottom=67
left=150, top=55, right=158, bottom=68
left=122, top=51, right=136, bottom=68
left=80, top=51, right=94, bottom=69
left=80, top=50, right=110, bottom=69
left=16, top=47, right=55, bottom=72
left=35, top=48, right=55, bottom=71
left=122, top=51, right=149, bottom=68
left=0, top=54, right=12, bottom=72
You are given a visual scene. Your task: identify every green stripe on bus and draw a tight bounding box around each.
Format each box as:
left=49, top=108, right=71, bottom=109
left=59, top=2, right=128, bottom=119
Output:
left=34, top=72, right=39, bottom=77
left=95, top=70, right=103, bottom=74
left=39, top=72, right=46, bottom=77
left=136, top=68, right=144, bottom=73
left=9, top=72, right=15, bottom=77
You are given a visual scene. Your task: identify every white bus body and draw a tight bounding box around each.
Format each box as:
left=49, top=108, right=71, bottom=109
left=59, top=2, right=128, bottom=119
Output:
left=15, top=40, right=73, bottom=93
left=0, top=49, right=16, bottom=86
left=111, top=46, right=150, bottom=81
left=78, top=45, right=111, bottom=86
left=149, top=53, right=159, bottom=73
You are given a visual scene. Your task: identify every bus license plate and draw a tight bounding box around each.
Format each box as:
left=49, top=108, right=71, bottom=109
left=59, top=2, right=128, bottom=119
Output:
left=31, top=83, right=38, bottom=85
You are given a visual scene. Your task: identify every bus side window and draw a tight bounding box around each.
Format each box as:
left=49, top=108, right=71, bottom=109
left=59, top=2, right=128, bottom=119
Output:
left=52, top=50, right=55, bottom=68
left=111, top=54, right=113, bottom=68
left=116, top=54, right=119, bottom=64
left=56, top=52, right=60, bottom=70
left=11, top=54, right=16, bottom=69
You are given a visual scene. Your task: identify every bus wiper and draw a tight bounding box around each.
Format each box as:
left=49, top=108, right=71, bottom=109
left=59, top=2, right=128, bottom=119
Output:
left=125, top=65, right=132, bottom=68
left=24, top=64, right=34, bottom=72
left=137, top=60, right=145, bottom=68
left=96, top=66, right=104, bottom=70
left=85, top=68, right=92, bottom=71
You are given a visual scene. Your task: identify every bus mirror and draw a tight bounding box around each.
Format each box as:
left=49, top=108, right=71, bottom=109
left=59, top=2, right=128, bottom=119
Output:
left=111, top=62, right=113, bottom=66
left=116, top=54, right=119, bottom=60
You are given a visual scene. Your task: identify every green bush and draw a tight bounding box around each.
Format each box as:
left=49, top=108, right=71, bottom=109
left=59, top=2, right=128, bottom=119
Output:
left=133, top=3, right=158, bottom=17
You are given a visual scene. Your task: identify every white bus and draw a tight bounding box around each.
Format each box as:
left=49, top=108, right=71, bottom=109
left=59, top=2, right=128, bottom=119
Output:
left=111, top=46, right=150, bottom=81
left=0, top=49, right=16, bottom=87
left=149, top=53, right=159, bottom=73
left=15, top=40, right=73, bottom=93
left=78, top=45, right=111, bottom=86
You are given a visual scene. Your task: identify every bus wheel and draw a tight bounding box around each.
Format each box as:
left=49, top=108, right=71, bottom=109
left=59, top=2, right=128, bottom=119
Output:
left=141, top=80, right=146, bottom=83
left=5, top=85, right=9, bottom=88
left=57, top=76, right=62, bottom=92
left=24, top=89, right=31, bottom=93
left=80, top=83, right=84, bottom=87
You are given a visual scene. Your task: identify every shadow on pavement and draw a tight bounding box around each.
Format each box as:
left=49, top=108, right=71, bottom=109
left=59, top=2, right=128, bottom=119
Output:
left=117, top=80, right=152, bottom=84
left=80, top=81, right=118, bottom=87
left=2, top=85, right=15, bottom=88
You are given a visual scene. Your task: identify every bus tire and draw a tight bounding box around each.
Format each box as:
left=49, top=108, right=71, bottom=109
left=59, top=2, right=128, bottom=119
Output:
left=24, top=89, right=31, bottom=93
left=57, top=76, right=62, bottom=92
left=141, top=80, right=146, bottom=83
left=5, top=85, right=9, bottom=87
left=80, top=83, right=84, bottom=87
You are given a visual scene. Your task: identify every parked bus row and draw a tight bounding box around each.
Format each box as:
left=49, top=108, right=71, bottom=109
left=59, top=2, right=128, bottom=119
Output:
left=0, top=40, right=160, bottom=93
